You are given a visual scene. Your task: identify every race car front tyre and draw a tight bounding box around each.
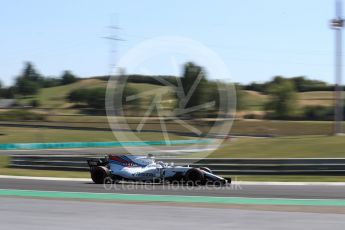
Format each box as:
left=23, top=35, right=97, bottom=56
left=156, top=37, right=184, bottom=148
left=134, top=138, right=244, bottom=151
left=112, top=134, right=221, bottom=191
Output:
left=185, top=168, right=205, bottom=186
left=90, top=166, right=110, bottom=184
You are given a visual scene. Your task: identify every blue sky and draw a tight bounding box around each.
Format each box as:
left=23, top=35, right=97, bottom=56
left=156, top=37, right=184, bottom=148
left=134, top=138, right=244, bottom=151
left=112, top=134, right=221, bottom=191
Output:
left=0, top=0, right=338, bottom=86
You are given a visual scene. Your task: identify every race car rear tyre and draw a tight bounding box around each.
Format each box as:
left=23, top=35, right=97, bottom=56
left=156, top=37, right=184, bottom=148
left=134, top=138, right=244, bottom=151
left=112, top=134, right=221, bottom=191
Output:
left=90, top=166, right=110, bottom=184
left=185, top=168, right=205, bottom=186
left=200, top=167, right=212, bottom=174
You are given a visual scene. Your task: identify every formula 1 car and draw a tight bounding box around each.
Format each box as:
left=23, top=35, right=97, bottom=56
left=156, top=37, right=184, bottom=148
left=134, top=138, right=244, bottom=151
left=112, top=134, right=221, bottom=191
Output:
left=87, top=154, right=229, bottom=186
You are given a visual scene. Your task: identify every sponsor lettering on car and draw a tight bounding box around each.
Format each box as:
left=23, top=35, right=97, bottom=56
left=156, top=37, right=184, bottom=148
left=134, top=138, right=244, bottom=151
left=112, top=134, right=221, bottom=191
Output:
left=133, top=173, right=154, bottom=177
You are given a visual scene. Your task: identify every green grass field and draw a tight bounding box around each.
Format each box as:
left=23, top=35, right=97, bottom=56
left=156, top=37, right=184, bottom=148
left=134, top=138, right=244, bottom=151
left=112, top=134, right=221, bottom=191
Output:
left=242, top=90, right=268, bottom=111
left=0, top=126, right=115, bottom=143
left=17, top=79, right=172, bottom=114
left=0, top=118, right=344, bottom=143
left=1, top=121, right=344, bottom=158
left=243, top=90, right=345, bottom=111
left=0, top=125, right=195, bottom=143
left=19, top=79, right=107, bottom=109
left=298, top=91, right=340, bottom=107
left=209, top=135, right=345, bottom=158
left=231, top=120, right=342, bottom=136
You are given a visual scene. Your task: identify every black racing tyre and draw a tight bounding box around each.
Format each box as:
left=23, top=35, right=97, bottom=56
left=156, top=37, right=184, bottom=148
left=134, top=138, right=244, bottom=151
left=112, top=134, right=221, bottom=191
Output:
left=200, top=167, right=212, bottom=174
left=185, top=168, right=205, bottom=186
left=90, top=166, right=110, bottom=184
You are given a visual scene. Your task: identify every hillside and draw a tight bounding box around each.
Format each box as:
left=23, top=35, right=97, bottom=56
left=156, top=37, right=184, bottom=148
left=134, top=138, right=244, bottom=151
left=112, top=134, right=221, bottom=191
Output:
left=19, top=79, right=107, bottom=109
left=15, top=78, right=341, bottom=115
left=17, top=79, right=172, bottom=114
left=243, top=90, right=342, bottom=111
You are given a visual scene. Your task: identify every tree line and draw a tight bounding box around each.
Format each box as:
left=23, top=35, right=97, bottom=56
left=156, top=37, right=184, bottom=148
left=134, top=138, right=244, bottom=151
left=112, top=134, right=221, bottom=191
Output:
left=1, top=61, right=341, bottom=121
left=253, top=77, right=340, bottom=121
left=66, top=62, right=229, bottom=117
left=243, top=76, right=336, bottom=93
left=0, top=62, right=78, bottom=98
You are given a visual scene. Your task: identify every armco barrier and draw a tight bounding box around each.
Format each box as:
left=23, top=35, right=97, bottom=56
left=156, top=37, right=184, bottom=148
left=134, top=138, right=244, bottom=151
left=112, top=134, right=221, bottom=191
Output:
left=9, top=155, right=345, bottom=175
left=0, top=139, right=211, bottom=150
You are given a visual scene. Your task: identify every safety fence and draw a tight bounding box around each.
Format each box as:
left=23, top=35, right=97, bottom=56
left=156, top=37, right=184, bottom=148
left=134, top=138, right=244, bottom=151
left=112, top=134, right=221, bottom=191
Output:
left=9, top=155, right=345, bottom=175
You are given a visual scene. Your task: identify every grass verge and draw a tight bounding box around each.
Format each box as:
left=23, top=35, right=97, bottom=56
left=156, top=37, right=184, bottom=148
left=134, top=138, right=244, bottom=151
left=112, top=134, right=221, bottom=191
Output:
left=208, top=135, right=345, bottom=158
left=0, top=125, right=194, bottom=143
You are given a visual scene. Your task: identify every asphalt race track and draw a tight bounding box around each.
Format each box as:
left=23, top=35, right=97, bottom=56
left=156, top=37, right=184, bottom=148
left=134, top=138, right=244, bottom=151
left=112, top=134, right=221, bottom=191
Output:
left=1, top=147, right=345, bottom=229
left=1, top=178, right=345, bottom=199
left=1, top=177, right=345, bottom=229
left=1, top=196, right=345, bottom=230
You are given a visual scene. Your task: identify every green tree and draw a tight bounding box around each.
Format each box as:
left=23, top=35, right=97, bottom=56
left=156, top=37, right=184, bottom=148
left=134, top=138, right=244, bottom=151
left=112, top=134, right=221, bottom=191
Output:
left=85, top=88, right=106, bottom=109
left=15, top=62, right=43, bottom=95
left=42, top=77, right=61, bottom=88
left=67, top=89, right=89, bottom=103
left=0, top=87, right=16, bottom=98
left=67, top=88, right=106, bottom=110
left=67, top=86, right=139, bottom=114
left=264, top=80, right=298, bottom=119
left=61, top=71, right=78, bottom=85
left=15, top=77, right=40, bottom=95
left=235, top=84, right=247, bottom=111
left=179, top=62, right=208, bottom=116
left=0, top=80, right=2, bottom=98
left=22, top=62, right=43, bottom=82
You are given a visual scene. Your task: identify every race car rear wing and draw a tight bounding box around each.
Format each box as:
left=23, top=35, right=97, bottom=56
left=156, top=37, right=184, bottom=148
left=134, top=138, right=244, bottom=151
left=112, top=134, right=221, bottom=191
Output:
left=87, top=157, right=108, bottom=167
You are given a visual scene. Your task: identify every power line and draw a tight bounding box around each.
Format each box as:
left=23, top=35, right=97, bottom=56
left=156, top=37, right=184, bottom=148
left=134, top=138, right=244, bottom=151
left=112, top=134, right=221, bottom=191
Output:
left=103, top=16, right=125, bottom=76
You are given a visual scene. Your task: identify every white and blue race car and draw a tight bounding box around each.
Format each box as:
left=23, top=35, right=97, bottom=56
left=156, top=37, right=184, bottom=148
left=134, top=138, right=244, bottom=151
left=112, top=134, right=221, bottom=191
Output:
left=87, top=155, right=229, bottom=186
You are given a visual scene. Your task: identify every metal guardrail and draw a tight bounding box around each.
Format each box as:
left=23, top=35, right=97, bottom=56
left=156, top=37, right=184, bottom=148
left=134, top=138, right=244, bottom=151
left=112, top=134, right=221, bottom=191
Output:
left=9, top=155, right=345, bottom=175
